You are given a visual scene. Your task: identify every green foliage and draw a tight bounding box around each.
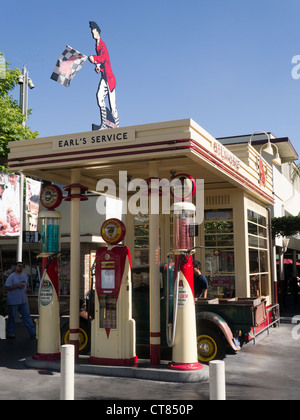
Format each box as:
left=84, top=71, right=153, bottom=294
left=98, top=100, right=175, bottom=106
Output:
left=0, top=55, right=20, bottom=97
left=0, top=53, right=39, bottom=171
left=272, top=216, right=300, bottom=237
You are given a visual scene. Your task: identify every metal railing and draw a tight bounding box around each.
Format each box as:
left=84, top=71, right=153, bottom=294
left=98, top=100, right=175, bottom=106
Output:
left=252, top=303, right=280, bottom=344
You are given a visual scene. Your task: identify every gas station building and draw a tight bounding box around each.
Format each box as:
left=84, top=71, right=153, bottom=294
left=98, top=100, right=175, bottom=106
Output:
left=7, top=119, right=276, bottom=298
left=6, top=118, right=295, bottom=357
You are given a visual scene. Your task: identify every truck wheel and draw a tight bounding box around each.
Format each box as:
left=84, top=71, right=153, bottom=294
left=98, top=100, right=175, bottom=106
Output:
left=197, top=327, right=225, bottom=363
left=61, top=318, right=91, bottom=355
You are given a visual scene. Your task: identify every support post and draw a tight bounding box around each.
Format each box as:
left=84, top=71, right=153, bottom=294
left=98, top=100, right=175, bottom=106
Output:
left=60, top=344, right=74, bottom=400
left=70, top=183, right=81, bottom=358
left=149, top=162, right=161, bottom=366
left=17, top=172, right=24, bottom=262
left=209, top=360, right=226, bottom=400
left=63, top=171, right=88, bottom=359
left=0, top=316, right=6, bottom=339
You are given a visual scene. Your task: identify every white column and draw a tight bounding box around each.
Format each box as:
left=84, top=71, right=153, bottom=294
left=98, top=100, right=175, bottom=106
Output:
left=149, top=162, right=161, bottom=366
left=17, top=173, right=24, bottom=261
left=60, top=344, right=75, bottom=400
left=69, top=170, right=81, bottom=358
left=209, top=360, right=226, bottom=400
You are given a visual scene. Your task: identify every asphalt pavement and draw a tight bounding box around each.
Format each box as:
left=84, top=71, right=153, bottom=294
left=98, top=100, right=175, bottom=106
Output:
left=0, top=298, right=300, bottom=401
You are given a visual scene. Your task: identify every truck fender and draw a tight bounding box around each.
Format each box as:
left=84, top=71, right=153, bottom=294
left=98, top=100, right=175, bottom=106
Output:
left=197, top=311, right=241, bottom=352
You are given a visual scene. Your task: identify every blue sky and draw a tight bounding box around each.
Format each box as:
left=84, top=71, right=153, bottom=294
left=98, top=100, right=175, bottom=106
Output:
left=1, top=0, right=300, bottom=161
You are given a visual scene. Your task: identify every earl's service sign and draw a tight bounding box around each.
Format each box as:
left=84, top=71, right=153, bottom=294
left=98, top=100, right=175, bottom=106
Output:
left=52, top=128, right=135, bottom=150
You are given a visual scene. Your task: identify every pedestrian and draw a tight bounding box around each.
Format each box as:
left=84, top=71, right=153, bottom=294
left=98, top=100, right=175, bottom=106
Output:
left=291, top=275, right=300, bottom=304
left=193, top=261, right=208, bottom=299
left=4, top=261, right=36, bottom=339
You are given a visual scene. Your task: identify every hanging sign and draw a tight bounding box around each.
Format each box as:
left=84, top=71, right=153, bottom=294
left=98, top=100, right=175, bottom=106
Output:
left=23, top=231, right=41, bottom=243
left=25, top=177, right=42, bottom=231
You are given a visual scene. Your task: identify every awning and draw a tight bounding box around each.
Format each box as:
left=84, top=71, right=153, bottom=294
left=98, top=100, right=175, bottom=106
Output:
left=276, top=259, right=300, bottom=265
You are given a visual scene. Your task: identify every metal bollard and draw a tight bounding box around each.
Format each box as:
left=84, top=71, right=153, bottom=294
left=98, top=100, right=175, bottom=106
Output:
left=60, top=344, right=75, bottom=400
left=0, top=316, right=6, bottom=339
left=209, top=360, right=226, bottom=400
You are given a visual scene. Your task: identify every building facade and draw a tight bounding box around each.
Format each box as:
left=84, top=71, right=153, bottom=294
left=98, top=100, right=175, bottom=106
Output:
left=6, top=119, right=280, bottom=309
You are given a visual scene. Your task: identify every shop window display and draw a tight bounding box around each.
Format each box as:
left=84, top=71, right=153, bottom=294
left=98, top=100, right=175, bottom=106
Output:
left=134, top=215, right=150, bottom=267
left=204, top=209, right=235, bottom=298
left=247, top=210, right=269, bottom=297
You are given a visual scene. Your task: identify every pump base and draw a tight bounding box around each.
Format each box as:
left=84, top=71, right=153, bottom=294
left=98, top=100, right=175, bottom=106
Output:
left=168, top=361, right=203, bottom=371
left=32, top=352, right=61, bottom=361
left=89, top=356, right=138, bottom=366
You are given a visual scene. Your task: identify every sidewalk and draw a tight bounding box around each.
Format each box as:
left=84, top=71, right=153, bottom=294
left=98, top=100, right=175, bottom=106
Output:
left=1, top=321, right=300, bottom=399
left=25, top=355, right=209, bottom=384
left=1, top=296, right=300, bottom=400
left=0, top=320, right=209, bottom=384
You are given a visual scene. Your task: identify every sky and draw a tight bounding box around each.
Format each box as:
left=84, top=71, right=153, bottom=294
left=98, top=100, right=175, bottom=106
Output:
left=1, top=0, right=300, bottom=162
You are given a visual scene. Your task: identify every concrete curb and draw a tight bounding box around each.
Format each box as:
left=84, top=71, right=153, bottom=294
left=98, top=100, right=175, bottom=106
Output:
left=25, top=356, right=209, bottom=383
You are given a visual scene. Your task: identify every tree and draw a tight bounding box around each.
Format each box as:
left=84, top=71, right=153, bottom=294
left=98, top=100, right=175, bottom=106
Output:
left=0, top=53, right=38, bottom=171
left=272, top=216, right=300, bottom=237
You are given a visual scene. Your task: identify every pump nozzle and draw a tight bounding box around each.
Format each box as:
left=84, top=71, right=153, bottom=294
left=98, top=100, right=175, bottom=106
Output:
left=182, top=245, right=203, bottom=257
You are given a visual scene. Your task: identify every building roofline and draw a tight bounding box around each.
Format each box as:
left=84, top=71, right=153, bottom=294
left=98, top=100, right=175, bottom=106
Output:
left=217, top=134, right=299, bottom=161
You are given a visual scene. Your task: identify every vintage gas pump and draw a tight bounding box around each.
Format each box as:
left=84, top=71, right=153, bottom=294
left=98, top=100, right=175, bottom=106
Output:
left=33, top=185, right=62, bottom=361
left=90, top=218, right=137, bottom=365
left=166, top=174, right=203, bottom=370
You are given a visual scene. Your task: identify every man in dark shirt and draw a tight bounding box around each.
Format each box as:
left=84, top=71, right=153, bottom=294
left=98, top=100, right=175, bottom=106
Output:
left=193, top=261, right=208, bottom=299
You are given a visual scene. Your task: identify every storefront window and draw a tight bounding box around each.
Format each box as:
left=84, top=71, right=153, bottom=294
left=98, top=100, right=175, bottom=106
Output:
left=248, top=210, right=269, bottom=298
left=134, top=215, right=149, bottom=266
left=133, top=215, right=152, bottom=289
left=59, top=250, right=70, bottom=295
left=204, top=209, right=235, bottom=298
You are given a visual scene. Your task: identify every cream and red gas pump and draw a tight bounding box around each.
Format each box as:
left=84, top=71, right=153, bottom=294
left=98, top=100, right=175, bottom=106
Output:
left=166, top=174, right=203, bottom=370
left=90, top=218, right=137, bottom=365
left=33, top=185, right=62, bottom=361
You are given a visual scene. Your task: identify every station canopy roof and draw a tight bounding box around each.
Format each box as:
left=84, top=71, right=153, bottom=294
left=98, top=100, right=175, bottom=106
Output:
left=8, top=119, right=274, bottom=204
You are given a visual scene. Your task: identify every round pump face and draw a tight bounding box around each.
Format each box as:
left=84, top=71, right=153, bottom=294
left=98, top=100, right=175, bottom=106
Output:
left=172, top=202, right=196, bottom=252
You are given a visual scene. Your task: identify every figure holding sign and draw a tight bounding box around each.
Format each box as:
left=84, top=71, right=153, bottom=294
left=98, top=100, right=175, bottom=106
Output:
left=88, top=21, right=119, bottom=129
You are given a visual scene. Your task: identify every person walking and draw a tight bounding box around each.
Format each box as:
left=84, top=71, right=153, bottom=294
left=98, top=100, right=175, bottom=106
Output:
left=193, top=261, right=208, bottom=299
left=4, top=262, right=36, bottom=339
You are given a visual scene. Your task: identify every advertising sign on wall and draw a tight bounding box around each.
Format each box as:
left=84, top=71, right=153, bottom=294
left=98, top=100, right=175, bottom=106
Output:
left=25, top=177, right=42, bottom=231
left=0, top=172, right=20, bottom=236
left=0, top=172, right=43, bottom=236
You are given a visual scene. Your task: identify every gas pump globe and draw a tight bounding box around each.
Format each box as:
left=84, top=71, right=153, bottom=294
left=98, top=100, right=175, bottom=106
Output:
left=39, top=184, right=62, bottom=255
left=33, top=185, right=62, bottom=361
left=166, top=174, right=202, bottom=371
left=173, top=201, right=196, bottom=253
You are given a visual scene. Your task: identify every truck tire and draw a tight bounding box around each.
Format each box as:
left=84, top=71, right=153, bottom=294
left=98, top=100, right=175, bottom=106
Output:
left=197, top=327, right=226, bottom=363
left=61, top=318, right=91, bottom=355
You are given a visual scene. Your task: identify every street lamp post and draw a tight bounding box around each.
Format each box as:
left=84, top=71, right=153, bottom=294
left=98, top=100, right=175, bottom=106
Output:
left=249, top=130, right=281, bottom=166
left=17, top=65, right=34, bottom=261
left=18, top=65, right=34, bottom=127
